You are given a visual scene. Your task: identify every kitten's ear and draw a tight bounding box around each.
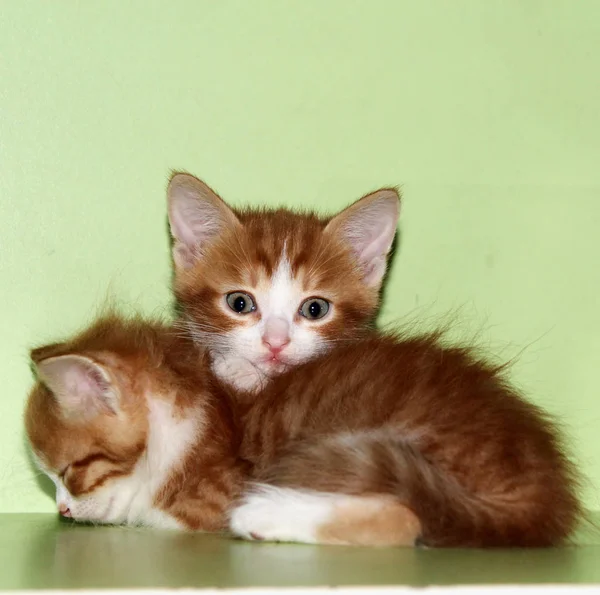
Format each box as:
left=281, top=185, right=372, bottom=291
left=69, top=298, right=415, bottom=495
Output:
left=167, top=173, right=240, bottom=270
left=325, top=188, right=400, bottom=288
left=35, top=355, right=120, bottom=418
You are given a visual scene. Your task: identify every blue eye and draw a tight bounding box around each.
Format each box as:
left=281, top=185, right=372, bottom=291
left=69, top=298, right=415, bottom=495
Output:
left=226, top=292, right=256, bottom=314
left=299, top=298, right=330, bottom=320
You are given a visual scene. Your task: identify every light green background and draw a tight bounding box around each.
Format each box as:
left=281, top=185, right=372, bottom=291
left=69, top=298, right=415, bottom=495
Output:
left=1, top=1, right=599, bottom=514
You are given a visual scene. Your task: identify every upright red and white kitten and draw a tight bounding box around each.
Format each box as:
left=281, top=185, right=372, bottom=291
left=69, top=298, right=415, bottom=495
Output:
left=167, top=173, right=400, bottom=393
left=25, top=314, right=582, bottom=548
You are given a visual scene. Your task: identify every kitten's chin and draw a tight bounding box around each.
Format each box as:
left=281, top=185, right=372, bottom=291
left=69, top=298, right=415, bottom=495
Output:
left=66, top=494, right=120, bottom=526
left=212, top=354, right=288, bottom=393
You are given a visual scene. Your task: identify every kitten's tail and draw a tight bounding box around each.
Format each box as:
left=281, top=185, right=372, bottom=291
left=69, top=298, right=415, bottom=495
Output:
left=259, top=430, right=582, bottom=548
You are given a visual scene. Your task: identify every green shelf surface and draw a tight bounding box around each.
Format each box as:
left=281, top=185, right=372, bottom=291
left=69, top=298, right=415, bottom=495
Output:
left=0, top=514, right=599, bottom=590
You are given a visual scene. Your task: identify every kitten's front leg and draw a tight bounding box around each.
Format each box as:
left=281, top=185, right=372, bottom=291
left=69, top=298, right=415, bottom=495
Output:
left=158, top=495, right=230, bottom=533
left=229, top=484, right=421, bottom=547
left=156, top=474, right=240, bottom=534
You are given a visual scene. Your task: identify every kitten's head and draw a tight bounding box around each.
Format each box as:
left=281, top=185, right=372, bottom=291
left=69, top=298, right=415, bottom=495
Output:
left=168, top=173, right=400, bottom=391
left=24, top=317, right=163, bottom=525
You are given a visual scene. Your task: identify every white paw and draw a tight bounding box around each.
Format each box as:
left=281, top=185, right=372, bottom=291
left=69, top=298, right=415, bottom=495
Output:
left=229, top=485, right=336, bottom=544
left=212, top=356, right=264, bottom=393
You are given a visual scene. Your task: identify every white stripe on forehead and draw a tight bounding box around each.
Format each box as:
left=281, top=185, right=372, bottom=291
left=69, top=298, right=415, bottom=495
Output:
left=263, top=251, right=301, bottom=321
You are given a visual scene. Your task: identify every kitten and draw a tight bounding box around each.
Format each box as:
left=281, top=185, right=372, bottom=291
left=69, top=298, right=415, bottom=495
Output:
left=25, top=313, right=581, bottom=547
left=25, top=315, right=246, bottom=532
left=167, top=173, right=400, bottom=393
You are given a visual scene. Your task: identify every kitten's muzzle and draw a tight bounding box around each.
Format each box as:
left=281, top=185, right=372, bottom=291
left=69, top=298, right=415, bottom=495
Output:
left=58, top=503, right=72, bottom=518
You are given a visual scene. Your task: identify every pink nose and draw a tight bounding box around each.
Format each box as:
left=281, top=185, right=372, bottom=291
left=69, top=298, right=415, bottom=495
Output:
left=262, top=318, right=290, bottom=354
left=262, top=336, right=290, bottom=354
left=58, top=504, right=72, bottom=518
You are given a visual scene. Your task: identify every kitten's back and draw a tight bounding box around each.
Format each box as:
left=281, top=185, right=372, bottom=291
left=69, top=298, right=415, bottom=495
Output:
left=242, top=332, right=582, bottom=547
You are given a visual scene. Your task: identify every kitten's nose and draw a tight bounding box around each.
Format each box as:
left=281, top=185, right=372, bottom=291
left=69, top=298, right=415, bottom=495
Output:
left=262, top=318, right=290, bottom=353
left=58, top=503, right=72, bottom=518
left=263, top=337, right=290, bottom=355
left=264, top=343, right=289, bottom=356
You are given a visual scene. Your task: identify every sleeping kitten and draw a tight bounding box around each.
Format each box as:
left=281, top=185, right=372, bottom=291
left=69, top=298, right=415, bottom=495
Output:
left=25, top=315, right=245, bottom=532
left=25, top=313, right=581, bottom=547
left=167, top=173, right=400, bottom=393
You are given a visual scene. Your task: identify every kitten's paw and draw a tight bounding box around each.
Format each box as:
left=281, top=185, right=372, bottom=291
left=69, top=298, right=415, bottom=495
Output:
left=229, top=485, right=333, bottom=544
left=229, top=485, right=422, bottom=547
left=212, top=356, right=263, bottom=393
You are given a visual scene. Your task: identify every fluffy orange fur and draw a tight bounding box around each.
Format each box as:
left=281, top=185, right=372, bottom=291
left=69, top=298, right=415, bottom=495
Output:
left=25, top=313, right=582, bottom=547
left=22, top=172, right=583, bottom=547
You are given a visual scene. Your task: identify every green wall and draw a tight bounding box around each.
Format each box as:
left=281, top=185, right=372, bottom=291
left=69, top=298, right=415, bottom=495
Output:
left=2, top=1, right=599, bottom=513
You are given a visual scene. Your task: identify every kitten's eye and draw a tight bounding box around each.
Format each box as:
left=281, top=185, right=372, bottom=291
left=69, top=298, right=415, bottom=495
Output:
left=299, top=298, right=330, bottom=320
left=226, top=292, right=256, bottom=315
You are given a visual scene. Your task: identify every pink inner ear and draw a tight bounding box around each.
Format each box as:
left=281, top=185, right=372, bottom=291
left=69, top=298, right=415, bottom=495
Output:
left=67, top=362, right=109, bottom=397
left=173, top=242, right=197, bottom=270
left=169, top=194, right=228, bottom=268
left=325, top=190, right=399, bottom=288
left=341, top=201, right=398, bottom=286
left=349, top=219, right=395, bottom=263
left=37, top=355, right=116, bottom=417
left=168, top=175, right=239, bottom=267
